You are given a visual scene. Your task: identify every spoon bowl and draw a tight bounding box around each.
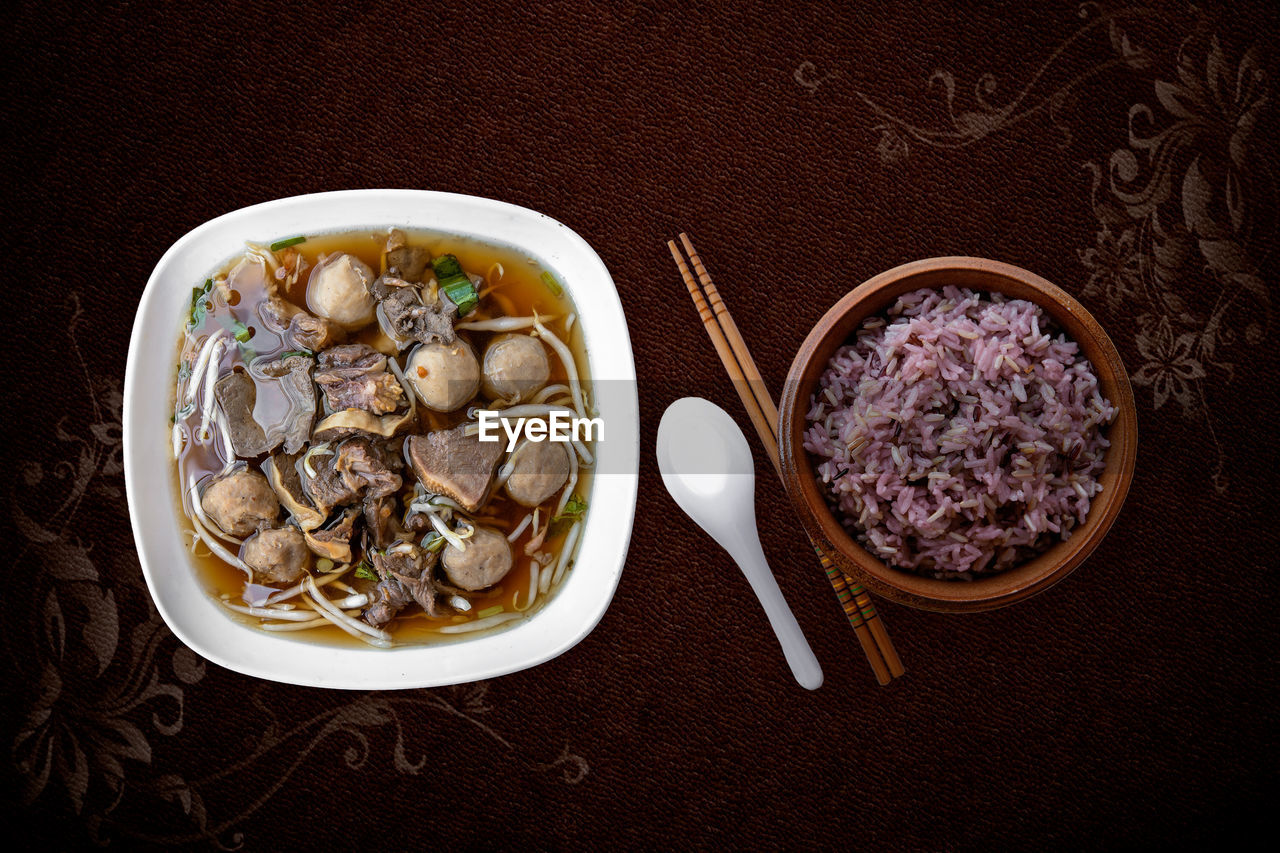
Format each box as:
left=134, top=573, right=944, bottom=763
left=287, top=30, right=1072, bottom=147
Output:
left=657, top=397, right=823, bottom=691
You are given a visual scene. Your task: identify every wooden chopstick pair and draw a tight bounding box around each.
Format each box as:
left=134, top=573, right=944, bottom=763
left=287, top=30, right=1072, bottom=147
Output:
left=668, top=233, right=905, bottom=685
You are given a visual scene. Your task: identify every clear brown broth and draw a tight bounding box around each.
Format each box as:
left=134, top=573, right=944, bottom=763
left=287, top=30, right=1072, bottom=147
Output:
left=172, top=229, right=592, bottom=646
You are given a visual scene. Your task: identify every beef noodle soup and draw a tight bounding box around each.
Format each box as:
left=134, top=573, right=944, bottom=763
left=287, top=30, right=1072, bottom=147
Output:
left=172, top=229, right=593, bottom=647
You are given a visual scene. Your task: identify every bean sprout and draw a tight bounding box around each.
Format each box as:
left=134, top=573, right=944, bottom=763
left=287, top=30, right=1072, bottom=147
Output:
left=532, top=384, right=571, bottom=404
left=263, top=568, right=347, bottom=606
left=556, top=444, right=580, bottom=517
left=436, top=612, right=522, bottom=633
left=186, top=474, right=242, bottom=544
left=428, top=513, right=467, bottom=551
left=449, top=595, right=472, bottom=612
left=532, top=311, right=585, bottom=418
left=551, top=521, right=581, bottom=586
left=512, top=559, right=539, bottom=612
left=386, top=355, right=415, bottom=408
left=183, top=329, right=226, bottom=408
left=455, top=315, right=547, bottom=332
left=172, top=422, right=187, bottom=460
left=506, top=511, right=534, bottom=543
left=221, top=602, right=327, bottom=622
left=261, top=618, right=334, bottom=632
left=303, top=576, right=392, bottom=647
left=523, top=507, right=547, bottom=555
left=213, top=409, right=236, bottom=473
left=196, top=337, right=226, bottom=441
left=244, top=243, right=280, bottom=274
left=189, top=514, right=252, bottom=578
left=331, top=593, right=369, bottom=609
left=301, top=442, right=333, bottom=478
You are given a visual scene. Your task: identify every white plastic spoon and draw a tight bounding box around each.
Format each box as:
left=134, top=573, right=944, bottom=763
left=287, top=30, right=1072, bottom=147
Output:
left=656, top=397, right=823, bottom=690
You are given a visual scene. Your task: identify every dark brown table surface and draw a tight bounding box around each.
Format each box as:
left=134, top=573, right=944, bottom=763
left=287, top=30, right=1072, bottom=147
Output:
left=4, top=1, right=1277, bottom=849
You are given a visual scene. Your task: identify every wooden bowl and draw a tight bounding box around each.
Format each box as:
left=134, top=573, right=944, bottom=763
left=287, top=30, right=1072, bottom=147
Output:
left=778, top=257, right=1137, bottom=612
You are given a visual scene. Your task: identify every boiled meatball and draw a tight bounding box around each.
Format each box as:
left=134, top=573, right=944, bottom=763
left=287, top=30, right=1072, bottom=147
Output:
left=441, top=526, right=514, bottom=591
left=240, top=526, right=311, bottom=583
left=407, top=339, right=480, bottom=412
left=481, top=334, right=550, bottom=401
left=307, top=252, right=376, bottom=329
left=201, top=468, right=280, bottom=538
left=504, top=439, right=570, bottom=507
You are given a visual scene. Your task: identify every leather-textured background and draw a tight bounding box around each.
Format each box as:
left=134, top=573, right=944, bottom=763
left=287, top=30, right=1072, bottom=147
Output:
left=3, top=1, right=1277, bottom=849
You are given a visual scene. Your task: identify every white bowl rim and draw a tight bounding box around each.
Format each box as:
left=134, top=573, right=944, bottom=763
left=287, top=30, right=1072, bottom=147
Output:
left=123, top=189, right=639, bottom=689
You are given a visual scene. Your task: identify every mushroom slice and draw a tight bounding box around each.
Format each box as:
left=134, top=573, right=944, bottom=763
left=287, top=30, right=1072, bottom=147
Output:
left=303, top=507, right=360, bottom=563
left=262, top=452, right=326, bottom=531
left=312, top=407, right=415, bottom=442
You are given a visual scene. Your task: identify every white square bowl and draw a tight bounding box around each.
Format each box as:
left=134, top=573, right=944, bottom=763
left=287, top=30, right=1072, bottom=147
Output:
left=124, top=190, right=639, bottom=689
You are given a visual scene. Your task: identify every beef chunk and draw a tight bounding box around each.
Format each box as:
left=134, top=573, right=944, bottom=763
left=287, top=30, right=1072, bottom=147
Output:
left=333, top=438, right=402, bottom=498
left=261, top=451, right=326, bottom=531
left=405, top=425, right=503, bottom=512
left=287, top=312, right=346, bottom=351
left=303, top=506, right=361, bottom=563
left=385, top=247, right=430, bottom=282
left=364, top=545, right=442, bottom=627
left=259, top=293, right=300, bottom=334
left=259, top=290, right=347, bottom=352
left=381, top=229, right=431, bottom=283
left=303, top=437, right=403, bottom=517
left=374, top=277, right=457, bottom=347
left=314, top=344, right=404, bottom=415
left=214, top=370, right=272, bottom=457
left=363, top=494, right=403, bottom=549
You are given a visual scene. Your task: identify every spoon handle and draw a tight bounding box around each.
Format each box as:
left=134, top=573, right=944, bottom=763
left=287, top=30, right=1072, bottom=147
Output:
left=733, top=538, right=824, bottom=690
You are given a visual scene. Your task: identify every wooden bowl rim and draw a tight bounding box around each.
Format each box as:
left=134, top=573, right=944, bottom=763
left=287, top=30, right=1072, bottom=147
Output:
left=778, top=257, right=1137, bottom=612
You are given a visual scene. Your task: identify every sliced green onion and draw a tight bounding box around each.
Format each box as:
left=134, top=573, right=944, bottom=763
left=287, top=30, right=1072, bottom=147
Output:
left=187, top=287, right=208, bottom=328
left=421, top=532, right=446, bottom=553
left=270, top=235, right=306, bottom=251
left=354, top=559, right=379, bottom=581
left=231, top=320, right=252, bottom=343
left=432, top=253, right=466, bottom=280
left=541, top=270, right=563, bottom=298
left=477, top=605, right=504, bottom=619
left=432, top=254, right=479, bottom=316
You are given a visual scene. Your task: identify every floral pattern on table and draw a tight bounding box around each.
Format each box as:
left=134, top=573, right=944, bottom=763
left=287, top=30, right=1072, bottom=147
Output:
left=807, top=2, right=1274, bottom=492
left=9, top=296, right=588, bottom=849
